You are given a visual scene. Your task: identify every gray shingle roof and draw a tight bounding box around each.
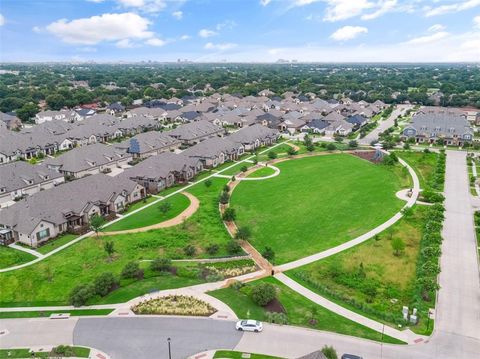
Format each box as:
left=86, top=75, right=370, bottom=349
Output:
left=0, top=162, right=63, bottom=192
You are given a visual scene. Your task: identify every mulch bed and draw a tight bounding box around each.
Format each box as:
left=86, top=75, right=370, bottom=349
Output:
left=264, top=298, right=286, bottom=313
left=351, top=150, right=382, bottom=163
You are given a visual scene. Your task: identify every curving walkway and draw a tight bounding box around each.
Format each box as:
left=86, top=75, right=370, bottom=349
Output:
left=99, top=192, right=199, bottom=236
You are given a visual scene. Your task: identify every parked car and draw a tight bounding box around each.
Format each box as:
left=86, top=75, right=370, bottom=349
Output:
left=235, top=319, right=263, bottom=332
left=341, top=354, right=363, bottom=359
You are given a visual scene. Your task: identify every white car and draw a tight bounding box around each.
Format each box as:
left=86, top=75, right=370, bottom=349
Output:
left=235, top=319, right=263, bottom=332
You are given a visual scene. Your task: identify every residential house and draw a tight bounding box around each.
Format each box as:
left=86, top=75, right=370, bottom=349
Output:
left=182, top=137, right=244, bottom=168
left=114, top=131, right=180, bottom=159
left=0, top=112, right=22, bottom=130
left=35, top=110, right=77, bottom=124
left=167, top=120, right=225, bottom=145
left=324, top=120, right=354, bottom=136
left=301, top=119, right=330, bottom=134
left=228, top=124, right=279, bottom=151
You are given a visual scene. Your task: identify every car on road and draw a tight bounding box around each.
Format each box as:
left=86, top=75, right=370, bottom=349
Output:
left=341, top=354, right=363, bottom=359
left=235, top=319, right=263, bottom=332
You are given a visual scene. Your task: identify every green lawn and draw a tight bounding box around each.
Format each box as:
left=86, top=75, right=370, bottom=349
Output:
left=0, top=308, right=113, bottom=319
left=122, top=195, right=157, bottom=214
left=214, top=351, right=282, bottom=359
left=247, top=166, right=277, bottom=178
left=221, top=162, right=254, bottom=176
left=231, top=154, right=406, bottom=264
left=0, top=178, right=233, bottom=307
left=105, top=192, right=191, bottom=231
left=36, top=234, right=78, bottom=255
left=287, top=205, right=432, bottom=335
left=395, top=151, right=438, bottom=190
left=0, top=246, right=35, bottom=269
left=0, top=347, right=90, bottom=358
left=209, top=277, right=404, bottom=344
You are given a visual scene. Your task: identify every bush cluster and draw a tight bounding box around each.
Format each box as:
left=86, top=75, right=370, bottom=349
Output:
left=69, top=272, right=119, bottom=306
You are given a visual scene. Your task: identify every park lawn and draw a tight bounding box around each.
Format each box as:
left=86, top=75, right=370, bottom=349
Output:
left=231, top=154, right=406, bottom=264
left=0, top=178, right=233, bottom=307
left=0, top=246, right=35, bottom=269
left=104, top=192, right=191, bottom=231
left=247, top=166, right=277, bottom=178
left=36, top=234, right=78, bottom=255
left=214, top=351, right=282, bottom=359
left=0, top=308, right=113, bottom=319
left=287, top=206, right=430, bottom=334
left=209, top=277, right=403, bottom=344
left=122, top=195, right=157, bottom=214
left=396, top=151, right=438, bottom=190
left=0, top=347, right=90, bottom=358
left=221, top=161, right=255, bottom=176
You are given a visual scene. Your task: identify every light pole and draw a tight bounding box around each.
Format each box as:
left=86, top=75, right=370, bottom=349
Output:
left=167, top=337, right=172, bottom=359
left=380, top=324, right=385, bottom=359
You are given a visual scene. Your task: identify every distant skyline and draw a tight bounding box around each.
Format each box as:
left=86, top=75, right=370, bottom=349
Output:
left=0, top=0, right=479, bottom=63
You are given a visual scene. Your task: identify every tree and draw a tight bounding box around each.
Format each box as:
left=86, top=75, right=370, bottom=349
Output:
left=321, top=345, right=338, bottom=359
left=90, top=214, right=105, bottom=237
left=306, top=142, right=315, bottom=152
left=158, top=201, right=171, bottom=215
left=150, top=257, right=172, bottom=272
left=403, top=143, right=410, bottom=150
left=206, top=244, right=219, bottom=255
left=251, top=283, right=277, bottom=306
left=268, top=151, right=277, bottom=160
left=262, top=246, right=275, bottom=261
left=287, top=146, right=297, bottom=156
left=391, top=238, right=405, bottom=256
left=69, top=284, right=94, bottom=307
left=241, top=165, right=248, bottom=172
left=16, top=102, right=38, bottom=122
left=104, top=240, right=115, bottom=258
left=226, top=240, right=242, bottom=254
left=326, top=143, right=336, bottom=151
left=222, top=207, right=236, bottom=221
left=348, top=140, right=358, bottom=149
left=219, top=191, right=230, bottom=205
left=333, top=135, right=344, bottom=143
left=46, top=94, right=66, bottom=110
left=235, top=226, right=251, bottom=240
left=204, top=179, right=212, bottom=188
left=121, top=261, right=143, bottom=279
left=93, top=272, right=118, bottom=296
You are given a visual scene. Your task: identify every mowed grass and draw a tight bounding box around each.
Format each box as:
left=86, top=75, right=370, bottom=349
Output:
left=231, top=154, right=405, bottom=264
left=0, top=246, right=35, bottom=269
left=247, top=166, right=277, bottom=178
left=396, top=151, right=438, bottom=190
left=214, top=351, right=282, bottom=359
left=0, top=178, right=232, bottom=307
left=0, top=308, right=113, bottom=319
left=105, top=192, right=191, bottom=231
left=36, top=234, right=78, bottom=255
left=209, top=277, right=404, bottom=344
left=0, top=347, right=90, bottom=358
left=288, top=206, right=428, bottom=332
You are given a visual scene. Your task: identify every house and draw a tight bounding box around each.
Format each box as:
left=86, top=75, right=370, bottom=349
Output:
left=228, top=124, right=279, bottom=151
left=0, top=112, right=22, bottom=130
left=167, top=120, right=225, bottom=145
left=182, top=137, right=244, bottom=168
left=44, top=143, right=133, bottom=179
left=114, top=131, right=180, bottom=159
left=346, top=114, right=368, bottom=129
left=35, top=110, right=77, bottom=124
left=75, top=108, right=96, bottom=121
left=121, top=152, right=203, bottom=193
left=301, top=119, right=330, bottom=134
left=323, top=111, right=345, bottom=123
left=106, top=102, right=125, bottom=115
left=402, top=113, right=473, bottom=146
left=279, top=118, right=306, bottom=133
left=324, top=119, right=354, bottom=136
left=0, top=174, right=145, bottom=247
left=0, top=162, right=64, bottom=208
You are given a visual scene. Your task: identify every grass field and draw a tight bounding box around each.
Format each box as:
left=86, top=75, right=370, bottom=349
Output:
left=122, top=195, right=157, bottom=214
left=0, top=178, right=233, bottom=307
left=209, top=277, right=404, bottom=344
left=214, top=351, right=282, bottom=359
left=0, top=246, right=35, bottom=269
left=231, top=154, right=406, bottom=263
left=396, top=151, right=438, bottom=190
left=287, top=205, right=430, bottom=333
left=247, top=166, right=277, bottom=178
left=0, top=308, right=113, bottom=319
left=105, top=192, right=191, bottom=231
left=0, top=347, right=90, bottom=358
left=36, top=234, right=78, bottom=255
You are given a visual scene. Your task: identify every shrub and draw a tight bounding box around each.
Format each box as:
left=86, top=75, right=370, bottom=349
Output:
left=184, top=244, right=196, bottom=256
left=235, top=226, right=251, bottom=240
left=93, top=272, right=119, bottom=297
left=69, top=284, right=94, bottom=307
left=205, top=244, right=220, bottom=255
left=268, top=151, right=277, bottom=160
left=121, top=261, right=143, bottom=279
left=223, top=185, right=230, bottom=193
left=287, top=146, right=297, bottom=156
left=265, top=311, right=288, bottom=324
left=403, top=143, right=410, bottom=150
left=51, top=345, right=76, bottom=357
left=158, top=201, right=172, bottom=214
left=306, top=143, right=315, bottom=152
left=150, top=257, right=172, bottom=272
left=421, top=189, right=445, bottom=203
left=241, top=165, right=248, bottom=172
left=204, top=179, right=212, bottom=187
left=219, top=191, right=230, bottom=205
left=391, top=238, right=405, bottom=256
left=222, top=207, right=236, bottom=221
left=348, top=140, right=358, bottom=149
left=206, top=272, right=224, bottom=282
left=226, top=240, right=242, bottom=255
left=321, top=345, right=338, bottom=359
left=326, top=143, right=336, bottom=151
left=251, top=282, right=277, bottom=306
left=262, top=246, right=275, bottom=261
left=230, top=280, right=244, bottom=290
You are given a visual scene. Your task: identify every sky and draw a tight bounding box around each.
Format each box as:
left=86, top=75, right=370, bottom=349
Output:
left=0, top=0, right=479, bottom=62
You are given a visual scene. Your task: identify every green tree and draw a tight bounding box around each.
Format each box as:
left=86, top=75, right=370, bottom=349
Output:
left=90, top=214, right=105, bottom=237
left=391, top=238, right=405, bottom=256
left=104, top=240, right=115, bottom=258
left=235, top=226, right=251, bottom=240
left=326, top=143, right=336, bottom=151
left=262, top=246, right=275, bottom=261
left=219, top=191, right=230, bottom=205
left=121, top=261, right=143, bottom=279
left=16, top=102, right=39, bottom=122
left=46, top=94, right=66, bottom=110
left=158, top=201, right=171, bottom=215
left=205, top=179, right=212, bottom=188
left=222, top=207, right=236, bottom=221
left=93, top=272, right=119, bottom=296
left=268, top=151, right=277, bottom=160
left=226, top=240, right=242, bottom=254
left=150, top=257, right=172, bottom=272
left=69, top=284, right=94, bottom=307
left=251, top=283, right=277, bottom=306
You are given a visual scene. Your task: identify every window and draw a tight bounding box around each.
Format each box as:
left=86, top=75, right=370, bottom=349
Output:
left=36, top=228, right=50, bottom=241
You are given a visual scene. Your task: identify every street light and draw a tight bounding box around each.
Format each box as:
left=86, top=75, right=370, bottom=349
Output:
left=167, top=337, right=172, bottom=359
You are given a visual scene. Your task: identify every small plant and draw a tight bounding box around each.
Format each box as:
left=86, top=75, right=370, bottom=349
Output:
left=226, top=240, right=242, bottom=255
left=222, top=207, right=236, bottom=221
left=241, top=165, right=248, bottom=172
left=103, top=240, right=115, bottom=258
left=348, top=140, right=358, bottom=149
left=206, top=244, right=220, bottom=255
left=121, top=261, right=143, bottom=279
left=287, top=146, right=297, bottom=156
left=158, top=201, right=172, bottom=214
left=251, top=282, right=277, bottom=306
left=150, top=257, right=172, bottom=272
left=184, top=244, right=196, bottom=256
left=230, top=280, right=244, bottom=290
left=235, top=226, right=251, bottom=240
left=321, top=345, right=338, bottom=359
left=268, top=151, right=277, bottom=160
left=391, top=238, right=405, bottom=256
left=204, top=179, right=212, bottom=188
left=206, top=272, right=224, bottom=282
left=262, top=246, right=275, bottom=261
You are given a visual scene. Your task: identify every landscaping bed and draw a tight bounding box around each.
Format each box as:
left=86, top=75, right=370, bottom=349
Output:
left=0, top=346, right=90, bottom=358
left=131, top=295, right=216, bottom=316
left=214, top=351, right=282, bottom=359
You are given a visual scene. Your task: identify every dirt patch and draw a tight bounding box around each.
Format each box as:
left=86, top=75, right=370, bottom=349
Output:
left=351, top=150, right=382, bottom=163
left=264, top=298, right=286, bottom=313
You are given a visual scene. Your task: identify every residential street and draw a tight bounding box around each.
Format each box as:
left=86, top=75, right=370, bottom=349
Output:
left=359, top=105, right=411, bottom=145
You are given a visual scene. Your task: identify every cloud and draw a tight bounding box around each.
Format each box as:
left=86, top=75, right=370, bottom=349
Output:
left=216, top=20, right=236, bottom=31
left=180, top=34, right=191, bottom=40
left=475, top=15, right=480, bottom=28
left=204, top=42, right=237, bottom=50
left=116, top=39, right=135, bottom=48
left=46, top=12, right=154, bottom=45
left=330, top=26, right=368, bottom=41
left=260, top=0, right=272, bottom=5
left=32, top=26, right=42, bottom=33
left=425, top=0, right=480, bottom=17
left=404, top=31, right=450, bottom=44
left=198, top=29, right=218, bottom=38
left=361, top=0, right=397, bottom=20
left=172, top=11, right=183, bottom=19
left=145, top=37, right=166, bottom=46
left=0, top=14, right=5, bottom=26
left=428, top=24, right=446, bottom=32
left=323, top=0, right=375, bottom=22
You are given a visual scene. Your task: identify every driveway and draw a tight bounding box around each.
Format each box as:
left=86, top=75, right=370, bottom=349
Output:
left=73, top=317, right=243, bottom=359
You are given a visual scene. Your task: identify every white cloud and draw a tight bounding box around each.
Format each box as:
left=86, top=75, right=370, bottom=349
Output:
left=404, top=31, right=450, bottom=44
left=0, top=14, right=5, bottom=26
left=116, top=39, right=135, bottom=48
left=46, top=12, right=154, bottom=45
left=361, top=0, right=397, bottom=20
left=180, top=34, right=191, bottom=40
left=428, top=24, right=446, bottom=32
left=145, top=37, right=166, bottom=46
left=324, top=0, right=375, bottom=22
left=113, top=0, right=167, bottom=13
left=204, top=42, right=237, bottom=50
left=172, top=11, right=183, bottom=19
left=216, top=20, right=236, bottom=31
left=330, top=26, right=368, bottom=41
left=425, top=0, right=480, bottom=17
left=260, top=0, right=272, bottom=5
left=198, top=29, right=218, bottom=38
left=474, top=15, right=480, bottom=28
left=32, top=26, right=42, bottom=33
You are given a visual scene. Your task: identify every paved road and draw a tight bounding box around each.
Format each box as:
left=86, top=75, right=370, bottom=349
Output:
left=436, top=151, right=480, bottom=340
left=73, top=317, right=243, bottom=359
left=359, top=105, right=411, bottom=145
